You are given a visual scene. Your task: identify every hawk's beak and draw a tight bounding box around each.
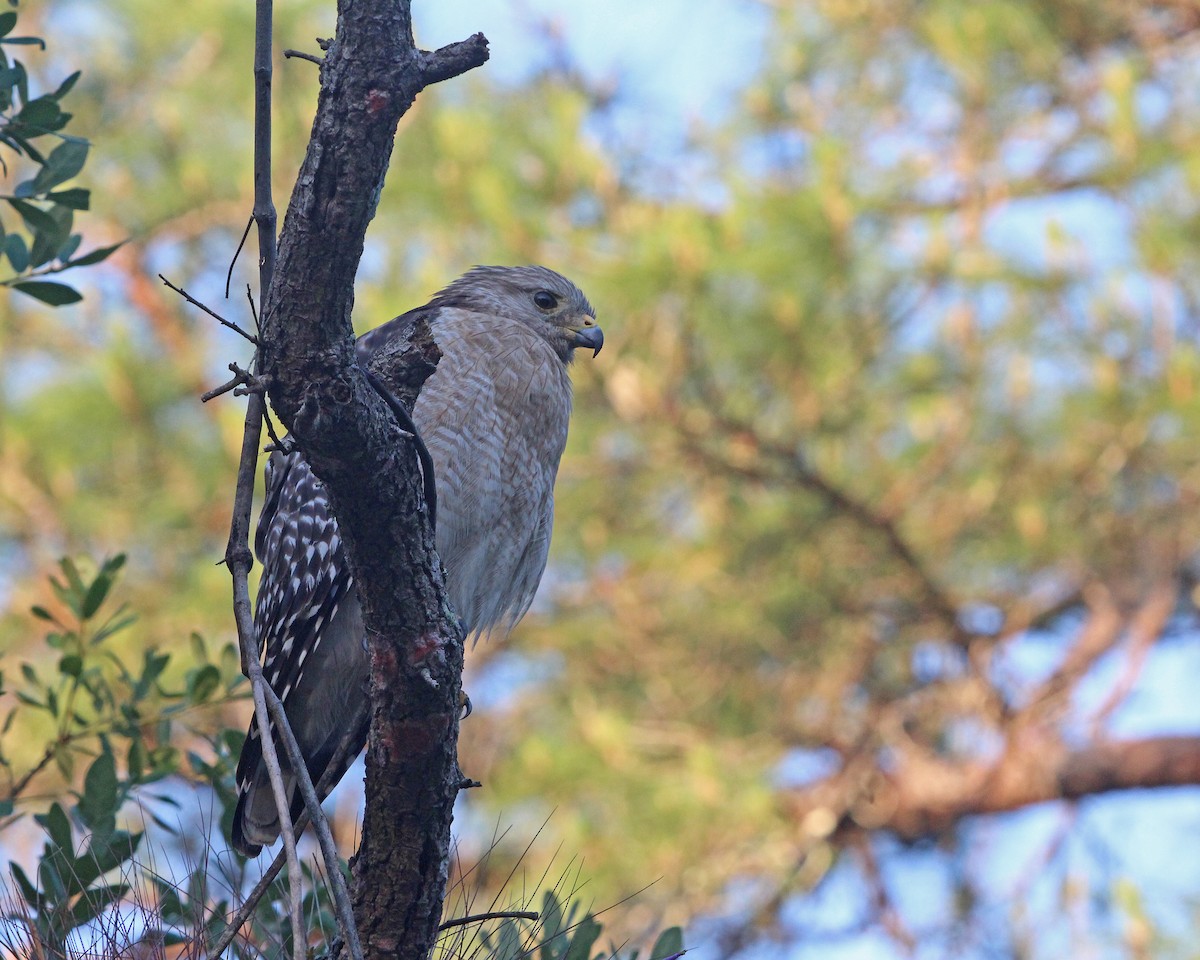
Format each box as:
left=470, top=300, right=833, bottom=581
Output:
left=570, top=321, right=604, bottom=358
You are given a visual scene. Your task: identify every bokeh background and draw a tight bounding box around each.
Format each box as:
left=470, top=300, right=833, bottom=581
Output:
left=2, top=0, right=1200, bottom=957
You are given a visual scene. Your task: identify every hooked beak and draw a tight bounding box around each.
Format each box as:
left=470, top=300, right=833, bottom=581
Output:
left=570, top=320, right=604, bottom=358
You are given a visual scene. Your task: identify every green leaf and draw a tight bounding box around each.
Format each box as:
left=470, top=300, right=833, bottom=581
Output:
left=101, top=554, right=126, bottom=577
left=35, top=801, right=73, bottom=854
left=186, top=664, right=221, bottom=704
left=31, top=605, right=56, bottom=622
left=127, top=738, right=144, bottom=782
left=90, top=610, right=136, bottom=646
left=59, top=654, right=82, bottom=678
left=562, top=914, right=602, bottom=960
left=0, top=12, right=15, bottom=37
left=57, top=233, right=81, bottom=262
left=31, top=139, right=88, bottom=193
left=81, top=566, right=116, bottom=619
left=540, top=890, right=567, bottom=960
left=29, top=203, right=72, bottom=267
left=68, top=881, right=127, bottom=932
left=0, top=65, right=19, bottom=92
left=648, top=928, right=684, bottom=960
left=53, top=70, right=80, bottom=100
left=6, top=197, right=56, bottom=237
left=9, top=863, right=41, bottom=910
left=79, top=749, right=118, bottom=833
left=12, top=281, right=82, bottom=306
left=48, top=188, right=88, bottom=210
left=52, top=741, right=74, bottom=779
left=133, top=650, right=171, bottom=699
left=15, top=95, right=60, bottom=130
left=66, top=240, right=123, bottom=267
left=12, top=60, right=28, bottom=118
left=494, top=918, right=523, bottom=960
left=4, top=233, right=27, bottom=271
left=75, top=829, right=140, bottom=889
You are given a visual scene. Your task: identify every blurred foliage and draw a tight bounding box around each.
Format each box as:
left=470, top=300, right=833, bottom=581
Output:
left=1, top=0, right=1199, bottom=956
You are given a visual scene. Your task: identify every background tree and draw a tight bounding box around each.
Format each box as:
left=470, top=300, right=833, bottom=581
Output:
left=1, top=0, right=1199, bottom=957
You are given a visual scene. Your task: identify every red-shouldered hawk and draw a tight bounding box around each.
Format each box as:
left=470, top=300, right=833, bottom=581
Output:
left=231, top=266, right=602, bottom=856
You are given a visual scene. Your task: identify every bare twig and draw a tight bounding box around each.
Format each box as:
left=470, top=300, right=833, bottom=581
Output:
left=283, top=48, right=323, bottom=65
left=437, top=910, right=539, bottom=932
left=261, top=407, right=285, bottom=452
left=159, top=274, right=258, bottom=345
left=225, top=216, right=253, bottom=299
left=248, top=662, right=306, bottom=960
left=202, top=362, right=260, bottom=403
left=245, top=283, right=260, bottom=329
left=261, top=681, right=362, bottom=957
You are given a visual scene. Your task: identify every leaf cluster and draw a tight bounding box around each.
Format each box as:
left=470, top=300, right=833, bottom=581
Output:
left=0, top=556, right=244, bottom=957
left=0, top=6, right=119, bottom=306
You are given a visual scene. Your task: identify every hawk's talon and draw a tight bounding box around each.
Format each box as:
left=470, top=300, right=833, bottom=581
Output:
left=459, top=691, right=473, bottom=719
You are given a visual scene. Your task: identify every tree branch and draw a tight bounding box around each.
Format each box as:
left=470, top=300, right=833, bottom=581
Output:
left=793, top=735, right=1200, bottom=843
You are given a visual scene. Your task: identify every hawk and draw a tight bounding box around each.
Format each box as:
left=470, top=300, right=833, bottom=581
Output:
left=231, top=265, right=602, bottom=856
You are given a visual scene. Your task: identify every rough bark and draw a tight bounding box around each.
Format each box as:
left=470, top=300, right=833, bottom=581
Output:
left=256, top=1, right=488, bottom=957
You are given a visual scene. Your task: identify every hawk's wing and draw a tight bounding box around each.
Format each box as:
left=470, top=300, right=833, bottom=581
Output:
left=252, top=450, right=354, bottom=703
left=232, top=451, right=355, bottom=839
left=232, top=310, right=428, bottom=855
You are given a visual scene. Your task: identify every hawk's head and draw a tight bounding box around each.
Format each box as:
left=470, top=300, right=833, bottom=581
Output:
left=433, top=265, right=603, bottom=362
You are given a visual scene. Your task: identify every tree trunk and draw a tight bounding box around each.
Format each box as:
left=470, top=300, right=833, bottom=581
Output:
left=256, top=2, right=488, bottom=956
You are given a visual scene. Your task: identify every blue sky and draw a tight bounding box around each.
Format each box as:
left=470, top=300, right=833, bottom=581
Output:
left=414, top=0, right=768, bottom=150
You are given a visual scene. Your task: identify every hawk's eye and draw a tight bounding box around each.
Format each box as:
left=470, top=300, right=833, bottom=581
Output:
left=533, top=290, right=558, bottom=310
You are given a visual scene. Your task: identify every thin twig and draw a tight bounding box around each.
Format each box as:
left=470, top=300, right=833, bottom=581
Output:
left=202, top=362, right=259, bottom=403
left=284, top=48, right=324, bottom=65
left=437, top=910, right=539, bottom=932
left=225, top=216, right=254, bottom=299
left=261, top=406, right=285, bottom=451
left=249, top=665, right=306, bottom=960
left=159, top=274, right=258, bottom=344
left=261, top=681, right=363, bottom=959
left=245, top=283, right=260, bottom=332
